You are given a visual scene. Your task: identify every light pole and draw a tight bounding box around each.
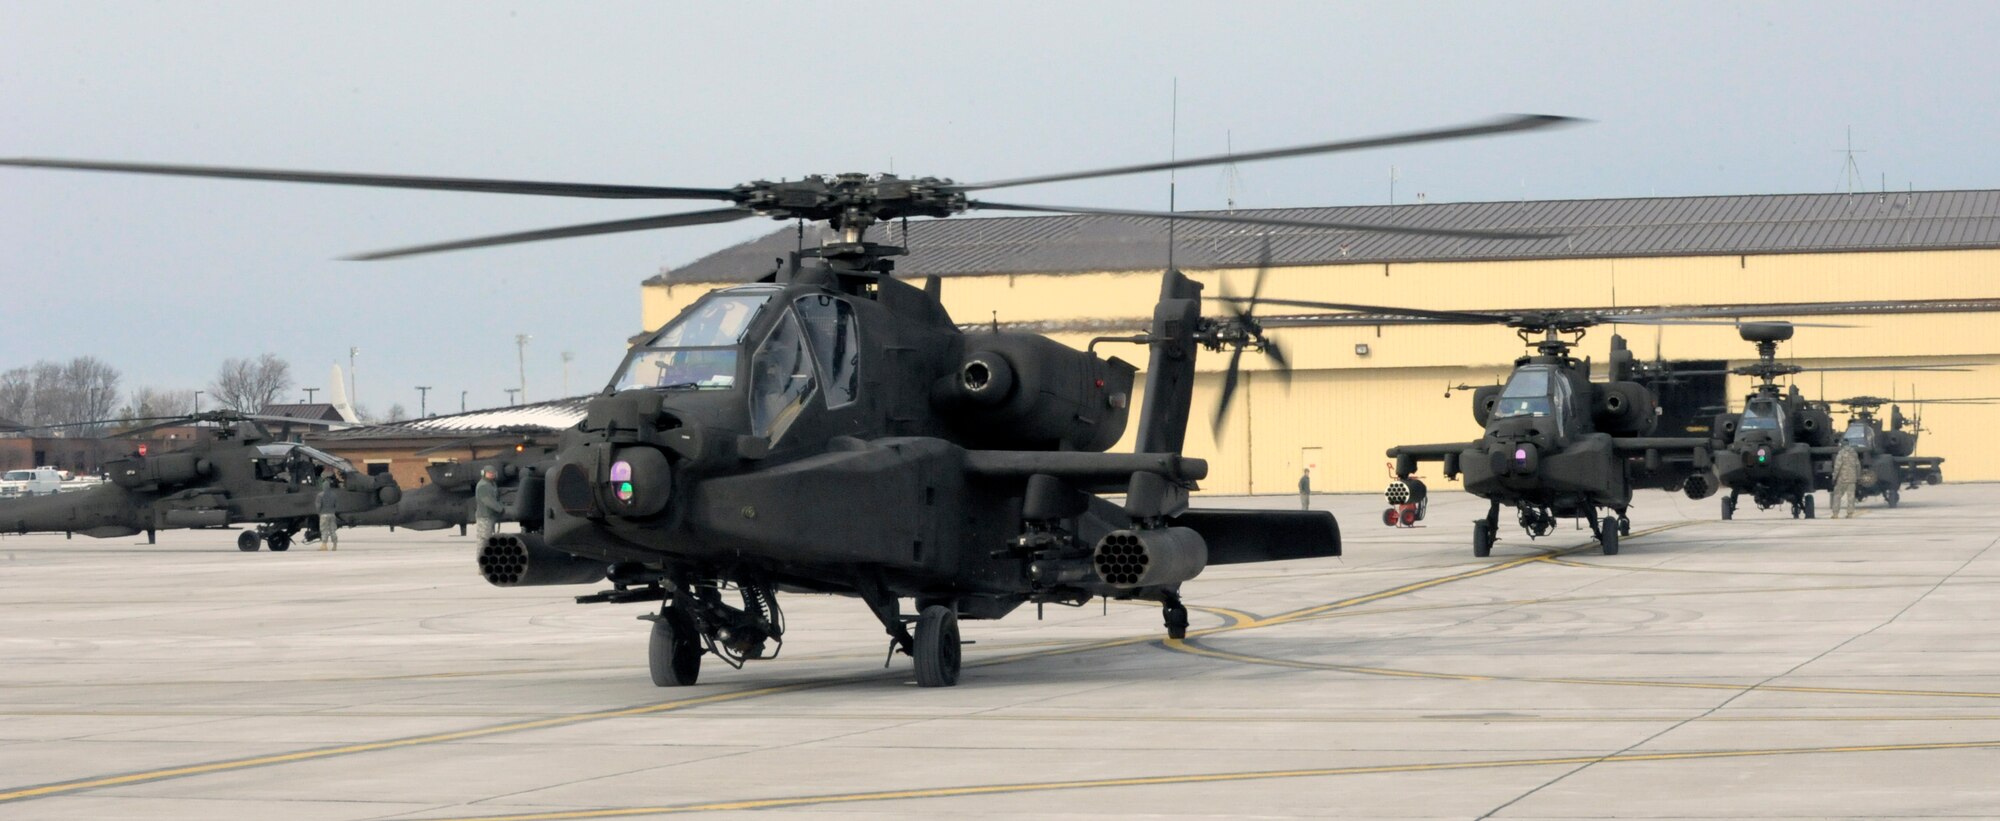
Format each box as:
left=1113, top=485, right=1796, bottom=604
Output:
left=460, top=390, right=468, bottom=413
left=193, top=390, right=203, bottom=414
left=415, top=386, right=431, bottom=418
left=515, top=334, right=532, bottom=404
left=303, top=387, right=318, bottom=404
left=561, top=351, right=574, bottom=396
left=348, top=346, right=360, bottom=409
left=504, top=388, right=521, bottom=406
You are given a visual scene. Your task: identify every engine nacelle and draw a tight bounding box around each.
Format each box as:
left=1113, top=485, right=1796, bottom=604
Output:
left=477, top=533, right=608, bottom=587
left=934, top=333, right=1136, bottom=452
left=1592, top=381, right=1659, bottom=436
left=1092, top=527, right=1207, bottom=589
left=1469, top=385, right=1503, bottom=426
left=107, top=453, right=212, bottom=490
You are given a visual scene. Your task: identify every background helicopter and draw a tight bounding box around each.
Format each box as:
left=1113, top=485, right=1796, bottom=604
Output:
left=1701, top=321, right=1983, bottom=520
left=1822, top=393, right=1997, bottom=507
left=0, top=410, right=402, bottom=550
left=340, top=427, right=557, bottom=533
left=2, top=114, right=1575, bottom=687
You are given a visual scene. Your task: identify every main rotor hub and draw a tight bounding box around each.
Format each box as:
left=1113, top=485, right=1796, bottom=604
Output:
left=736, top=174, right=967, bottom=232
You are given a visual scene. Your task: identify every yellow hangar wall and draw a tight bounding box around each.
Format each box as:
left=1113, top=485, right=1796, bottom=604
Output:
left=641, top=249, right=2000, bottom=494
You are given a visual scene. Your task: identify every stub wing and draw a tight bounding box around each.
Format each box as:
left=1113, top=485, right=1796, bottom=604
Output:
left=1386, top=442, right=1478, bottom=460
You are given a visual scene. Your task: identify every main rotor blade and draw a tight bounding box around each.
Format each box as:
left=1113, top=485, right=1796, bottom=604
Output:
left=969, top=201, right=1558, bottom=240
left=958, top=114, right=1579, bottom=192
left=1207, top=296, right=1507, bottom=324
left=346, top=208, right=755, bottom=260
left=1796, top=365, right=1987, bottom=373
left=0, top=158, right=739, bottom=200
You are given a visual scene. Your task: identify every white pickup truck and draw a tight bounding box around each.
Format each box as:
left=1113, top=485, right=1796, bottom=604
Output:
left=0, top=467, right=66, bottom=497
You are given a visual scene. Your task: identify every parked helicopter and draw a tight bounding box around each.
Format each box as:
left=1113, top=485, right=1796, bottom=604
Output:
left=339, top=427, right=557, bottom=533
left=1821, top=394, right=1995, bottom=507
left=1706, top=322, right=1982, bottom=520
left=2, top=114, right=1577, bottom=686
left=0, top=411, right=402, bottom=550
left=1209, top=298, right=1838, bottom=554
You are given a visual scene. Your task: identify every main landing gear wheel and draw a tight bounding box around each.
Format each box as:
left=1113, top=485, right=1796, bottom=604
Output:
left=1721, top=495, right=1736, bottom=521
left=1162, top=595, right=1189, bottom=641
left=1598, top=518, right=1621, bottom=555
left=1472, top=522, right=1494, bottom=558
left=1803, top=494, right=1816, bottom=519
left=913, top=605, right=962, bottom=688
left=1885, top=488, right=1901, bottom=508
left=236, top=531, right=260, bottom=552
left=648, top=607, right=702, bottom=687
left=266, top=531, right=292, bottom=552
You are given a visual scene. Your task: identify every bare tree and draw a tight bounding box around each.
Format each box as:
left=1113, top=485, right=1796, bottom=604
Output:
left=0, top=358, right=121, bottom=432
left=383, top=403, right=408, bottom=423
left=209, top=354, right=294, bottom=413
left=125, top=386, right=199, bottom=420
left=0, top=367, right=31, bottom=424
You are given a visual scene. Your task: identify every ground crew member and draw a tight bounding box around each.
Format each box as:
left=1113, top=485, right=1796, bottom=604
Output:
left=1298, top=468, right=1312, bottom=510
left=474, top=466, right=505, bottom=542
left=1831, top=443, right=1862, bottom=518
left=316, top=476, right=341, bottom=551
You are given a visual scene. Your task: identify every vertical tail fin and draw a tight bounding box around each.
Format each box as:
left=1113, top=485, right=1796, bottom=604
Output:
left=1134, top=269, right=1204, bottom=455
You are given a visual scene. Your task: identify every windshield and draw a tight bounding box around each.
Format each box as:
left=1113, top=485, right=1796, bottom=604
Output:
left=1492, top=366, right=1555, bottom=420
left=2, top=470, right=32, bottom=480
left=1842, top=421, right=1872, bottom=448
left=749, top=310, right=816, bottom=441
left=612, top=289, right=774, bottom=392
left=1739, top=402, right=1781, bottom=431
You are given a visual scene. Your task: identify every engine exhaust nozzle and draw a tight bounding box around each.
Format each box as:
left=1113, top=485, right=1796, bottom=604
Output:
left=477, top=533, right=608, bottom=587
left=1092, top=526, right=1207, bottom=589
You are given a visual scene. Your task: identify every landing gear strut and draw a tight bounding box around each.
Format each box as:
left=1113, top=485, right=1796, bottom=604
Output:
left=1473, top=500, right=1501, bottom=558
left=645, top=603, right=702, bottom=687
left=1161, top=590, right=1189, bottom=640
left=856, top=578, right=963, bottom=688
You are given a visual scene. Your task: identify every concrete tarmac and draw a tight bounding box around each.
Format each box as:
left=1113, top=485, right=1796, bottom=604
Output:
left=1, top=485, right=1997, bottom=819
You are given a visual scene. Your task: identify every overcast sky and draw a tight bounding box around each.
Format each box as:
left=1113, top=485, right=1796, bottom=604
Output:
left=4, top=1, right=1996, bottom=417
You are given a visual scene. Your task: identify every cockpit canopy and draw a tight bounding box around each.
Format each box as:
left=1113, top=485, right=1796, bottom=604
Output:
left=1492, top=365, right=1556, bottom=420
left=608, top=285, right=865, bottom=445
left=1842, top=420, right=1873, bottom=448
left=1739, top=400, right=1783, bottom=433
left=613, top=288, right=776, bottom=393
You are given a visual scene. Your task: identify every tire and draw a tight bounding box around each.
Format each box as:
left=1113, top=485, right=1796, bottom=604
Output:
left=1399, top=507, right=1419, bottom=527
left=648, top=608, right=702, bottom=687
left=1885, top=489, right=1901, bottom=508
left=1472, top=523, right=1493, bottom=558
left=1721, top=497, right=1735, bottom=521
left=1803, top=495, right=1816, bottom=519
left=913, top=604, right=962, bottom=688
left=1382, top=508, right=1400, bottom=527
left=237, top=531, right=261, bottom=552
left=266, top=532, right=291, bottom=552
left=1600, top=521, right=1620, bottom=555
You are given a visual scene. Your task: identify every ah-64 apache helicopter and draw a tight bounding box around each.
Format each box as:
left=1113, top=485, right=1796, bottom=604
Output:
left=341, top=427, right=558, bottom=533
left=1819, top=393, right=1996, bottom=508
left=1699, top=321, right=1983, bottom=520
left=4, top=113, right=1572, bottom=687
left=0, top=410, right=402, bottom=550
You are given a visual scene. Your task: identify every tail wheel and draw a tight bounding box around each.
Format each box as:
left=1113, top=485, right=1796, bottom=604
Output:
left=236, top=531, right=261, bottom=552
left=1472, top=522, right=1493, bottom=558
left=913, top=605, right=962, bottom=688
left=648, top=607, right=702, bottom=687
